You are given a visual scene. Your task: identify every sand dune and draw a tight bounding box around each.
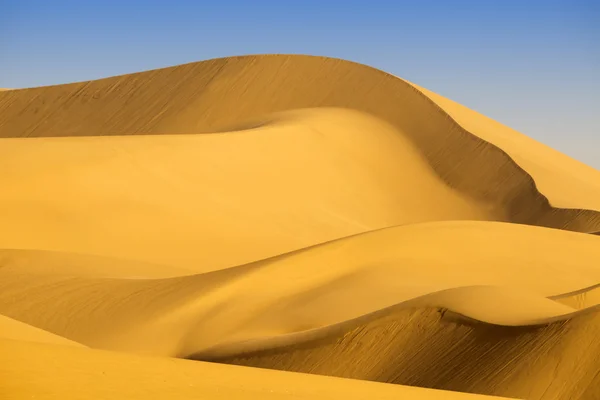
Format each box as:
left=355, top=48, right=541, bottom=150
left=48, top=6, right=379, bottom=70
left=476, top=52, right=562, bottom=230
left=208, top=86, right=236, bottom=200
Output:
left=0, top=108, right=597, bottom=269
left=0, top=315, right=85, bottom=347
left=216, top=307, right=600, bottom=400
left=1, top=54, right=600, bottom=399
left=1, top=221, right=599, bottom=360
left=408, top=82, right=600, bottom=212
left=0, top=109, right=493, bottom=270
left=0, top=338, right=512, bottom=400
left=1, top=55, right=599, bottom=235
left=0, top=248, right=191, bottom=278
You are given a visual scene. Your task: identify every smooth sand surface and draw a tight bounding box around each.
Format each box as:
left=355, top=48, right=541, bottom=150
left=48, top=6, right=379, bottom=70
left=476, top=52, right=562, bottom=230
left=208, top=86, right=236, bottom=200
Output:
left=1, top=54, right=599, bottom=400
left=0, top=315, right=85, bottom=347
left=0, top=338, right=511, bottom=400
left=0, top=109, right=493, bottom=270
left=2, top=221, right=600, bottom=358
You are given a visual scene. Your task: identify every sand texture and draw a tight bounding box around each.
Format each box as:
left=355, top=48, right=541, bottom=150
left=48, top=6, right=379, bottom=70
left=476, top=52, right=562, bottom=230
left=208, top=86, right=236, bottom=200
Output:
left=1, top=54, right=599, bottom=400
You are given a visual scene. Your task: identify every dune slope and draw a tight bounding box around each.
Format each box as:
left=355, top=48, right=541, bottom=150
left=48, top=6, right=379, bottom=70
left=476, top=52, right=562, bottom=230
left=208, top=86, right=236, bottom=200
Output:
left=0, top=338, right=512, bottom=400
left=2, top=55, right=600, bottom=400
left=215, top=307, right=600, bottom=400
left=2, top=221, right=600, bottom=399
left=0, top=55, right=599, bottom=236
left=408, top=82, right=600, bottom=212
left=1, top=222, right=599, bottom=358
left=0, top=315, right=85, bottom=348
left=0, top=109, right=494, bottom=270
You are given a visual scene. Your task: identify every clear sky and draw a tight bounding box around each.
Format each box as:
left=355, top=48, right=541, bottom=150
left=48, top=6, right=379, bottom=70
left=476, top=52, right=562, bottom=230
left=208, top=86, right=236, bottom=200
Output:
left=2, top=0, right=598, bottom=169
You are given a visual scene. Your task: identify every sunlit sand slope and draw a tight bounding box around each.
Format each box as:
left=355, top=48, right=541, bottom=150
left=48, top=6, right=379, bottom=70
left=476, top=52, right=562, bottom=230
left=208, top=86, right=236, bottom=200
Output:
left=1, top=108, right=599, bottom=269
left=2, top=222, right=599, bottom=399
left=0, top=338, right=512, bottom=400
left=2, top=55, right=600, bottom=400
left=0, top=55, right=599, bottom=235
left=0, top=109, right=492, bottom=270
left=0, top=315, right=84, bottom=347
left=1, top=222, right=599, bottom=359
left=0, top=248, right=191, bottom=278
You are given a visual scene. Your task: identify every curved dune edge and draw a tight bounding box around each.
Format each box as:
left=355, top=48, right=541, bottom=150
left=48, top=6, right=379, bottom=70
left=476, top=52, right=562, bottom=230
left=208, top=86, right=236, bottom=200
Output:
left=0, top=108, right=496, bottom=270
left=0, top=55, right=599, bottom=235
left=3, top=277, right=598, bottom=359
left=189, top=287, right=600, bottom=360
left=550, top=284, right=600, bottom=310
left=0, top=109, right=599, bottom=270
left=0, top=315, right=85, bottom=347
left=0, top=339, right=513, bottom=400
left=1, top=221, right=600, bottom=359
left=212, top=307, right=600, bottom=400
left=218, top=106, right=600, bottom=233
left=1, top=54, right=600, bottom=400
left=405, top=81, right=600, bottom=212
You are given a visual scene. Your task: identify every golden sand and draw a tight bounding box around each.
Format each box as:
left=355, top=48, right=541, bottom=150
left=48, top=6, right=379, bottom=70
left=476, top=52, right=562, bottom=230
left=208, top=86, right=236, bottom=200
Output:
left=1, top=55, right=599, bottom=399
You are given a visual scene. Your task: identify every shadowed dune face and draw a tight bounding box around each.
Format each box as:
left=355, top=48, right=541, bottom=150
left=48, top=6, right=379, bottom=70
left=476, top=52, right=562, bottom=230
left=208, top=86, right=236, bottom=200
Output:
left=407, top=82, right=600, bottom=212
left=211, top=308, right=600, bottom=400
left=1, top=55, right=600, bottom=235
left=1, top=54, right=600, bottom=400
left=0, top=109, right=496, bottom=270
left=0, top=338, right=514, bottom=400
left=1, top=222, right=600, bottom=360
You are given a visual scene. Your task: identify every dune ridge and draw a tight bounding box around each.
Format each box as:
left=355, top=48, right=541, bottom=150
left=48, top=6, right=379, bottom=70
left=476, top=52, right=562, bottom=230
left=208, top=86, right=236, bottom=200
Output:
left=0, top=315, right=85, bottom=347
left=1, top=55, right=599, bottom=236
left=407, top=82, right=600, bottom=211
left=2, top=54, right=600, bottom=400
left=0, top=108, right=497, bottom=269
left=1, top=221, right=599, bottom=360
left=213, top=306, right=600, bottom=400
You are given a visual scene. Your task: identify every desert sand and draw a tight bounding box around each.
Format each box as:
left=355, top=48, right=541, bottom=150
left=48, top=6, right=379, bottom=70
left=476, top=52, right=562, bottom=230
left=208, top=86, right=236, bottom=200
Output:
left=0, top=54, right=599, bottom=400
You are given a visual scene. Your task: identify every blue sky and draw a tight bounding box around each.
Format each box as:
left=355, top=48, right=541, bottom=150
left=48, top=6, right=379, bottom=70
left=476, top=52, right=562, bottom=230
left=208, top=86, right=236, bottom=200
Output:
left=2, top=0, right=598, bottom=168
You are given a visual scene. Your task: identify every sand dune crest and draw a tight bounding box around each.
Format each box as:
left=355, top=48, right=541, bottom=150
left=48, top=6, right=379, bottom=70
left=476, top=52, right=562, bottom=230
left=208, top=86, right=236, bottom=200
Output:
left=1, top=55, right=599, bottom=235
left=2, top=54, right=600, bottom=399
left=0, top=315, right=85, bottom=347
left=1, top=221, right=599, bottom=361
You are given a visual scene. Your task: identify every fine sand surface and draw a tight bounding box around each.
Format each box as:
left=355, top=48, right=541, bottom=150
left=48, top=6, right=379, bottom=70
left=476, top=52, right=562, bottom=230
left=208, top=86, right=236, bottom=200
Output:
left=0, top=338, right=511, bottom=400
left=1, top=54, right=599, bottom=400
